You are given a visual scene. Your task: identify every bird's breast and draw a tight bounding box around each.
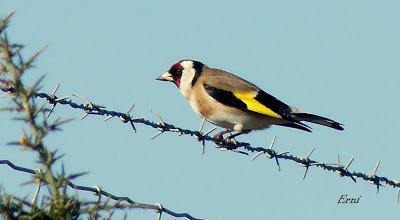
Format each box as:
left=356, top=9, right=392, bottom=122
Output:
left=187, top=89, right=217, bottom=119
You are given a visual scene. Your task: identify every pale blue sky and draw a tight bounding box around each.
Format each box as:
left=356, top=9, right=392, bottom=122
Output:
left=1, top=1, right=400, bottom=219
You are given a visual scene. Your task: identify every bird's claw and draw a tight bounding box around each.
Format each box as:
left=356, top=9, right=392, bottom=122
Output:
left=214, top=131, right=238, bottom=148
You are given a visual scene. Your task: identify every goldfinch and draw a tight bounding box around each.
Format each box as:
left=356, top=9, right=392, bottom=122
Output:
left=156, top=60, right=343, bottom=136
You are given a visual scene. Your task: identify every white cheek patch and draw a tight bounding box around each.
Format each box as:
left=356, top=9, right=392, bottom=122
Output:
left=179, top=68, right=195, bottom=98
left=180, top=60, right=193, bottom=69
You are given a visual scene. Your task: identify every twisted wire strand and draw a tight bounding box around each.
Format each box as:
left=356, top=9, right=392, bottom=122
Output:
left=2, top=85, right=400, bottom=210
left=28, top=89, right=400, bottom=189
left=0, top=159, right=202, bottom=220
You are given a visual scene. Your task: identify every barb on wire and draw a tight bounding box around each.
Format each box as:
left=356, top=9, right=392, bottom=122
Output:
left=1, top=86, right=397, bottom=193
left=368, top=161, right=382, bottom=194
left=336, top=155, right=356, bottom=183
left=300, top=147, right=316, bottom=180
left=0, top=160, right=202, bottom=220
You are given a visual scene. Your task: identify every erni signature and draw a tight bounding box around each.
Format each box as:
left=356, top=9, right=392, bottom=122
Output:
left=337, top=194, right=361, bottom=204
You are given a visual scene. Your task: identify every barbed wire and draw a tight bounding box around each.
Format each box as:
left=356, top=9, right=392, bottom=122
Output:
left=0, top=159, right=202, bottom=220
left=1, top=10, right=399, bottom=220
left=2, top=85, right=400, bottom=196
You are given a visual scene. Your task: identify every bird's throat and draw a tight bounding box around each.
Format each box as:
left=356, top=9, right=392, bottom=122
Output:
left=174, top=77, right=181, bottom=88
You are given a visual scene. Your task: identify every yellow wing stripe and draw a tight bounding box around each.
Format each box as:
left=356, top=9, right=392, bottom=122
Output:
left=233, top=91, right=282, bottom=119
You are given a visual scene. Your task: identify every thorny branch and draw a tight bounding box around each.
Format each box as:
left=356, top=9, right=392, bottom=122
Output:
left=0, top=160, right=201, bottom=220
left=0, top=11, right=201, bottom=220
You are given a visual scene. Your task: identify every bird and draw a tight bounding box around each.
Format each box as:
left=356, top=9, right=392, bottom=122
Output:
left=156, top=59, right=343, bottom=139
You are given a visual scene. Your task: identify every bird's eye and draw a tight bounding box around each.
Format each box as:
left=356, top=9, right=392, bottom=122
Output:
left=177, top=69, right=182, bottom=74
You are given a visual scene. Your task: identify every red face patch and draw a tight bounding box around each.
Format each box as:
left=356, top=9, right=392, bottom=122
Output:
left=169, top=62, right=182, bottom=74
left=169, top=62, right=183, bottom=87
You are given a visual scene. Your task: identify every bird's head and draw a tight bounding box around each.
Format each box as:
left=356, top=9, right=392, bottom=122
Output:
left=156, top=60, right=205, bottom=90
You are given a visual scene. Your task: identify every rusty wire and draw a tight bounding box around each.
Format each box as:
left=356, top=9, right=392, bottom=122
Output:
left=0, top=159, right=202, bottom=220
left=1, top=86, right=399, bottom=192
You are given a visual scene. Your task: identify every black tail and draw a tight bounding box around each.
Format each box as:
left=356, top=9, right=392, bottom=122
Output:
left=291, top=113, right=344, bottom=131
left=278, top=122, right=312, bottom=132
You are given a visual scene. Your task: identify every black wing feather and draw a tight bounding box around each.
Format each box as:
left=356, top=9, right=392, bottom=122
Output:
left=254, top=90, right=292, bottom=119
left=203, top=83, right=248, bottom=112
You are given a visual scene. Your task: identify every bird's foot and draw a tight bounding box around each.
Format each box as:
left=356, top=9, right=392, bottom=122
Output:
left=213, top=130, right=230, bottom=141
left=213, top=130, right=239, bottom=147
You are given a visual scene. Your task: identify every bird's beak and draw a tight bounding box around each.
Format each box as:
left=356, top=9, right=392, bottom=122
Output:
left=156, top=72, right=174, bottom=82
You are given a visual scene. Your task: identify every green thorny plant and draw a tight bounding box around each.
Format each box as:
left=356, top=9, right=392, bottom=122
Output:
left=0, top=12, right=200, bottom=220
left=0, top=12, right=82, bottom=220
left=0, top=11, right=144, bottom=220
